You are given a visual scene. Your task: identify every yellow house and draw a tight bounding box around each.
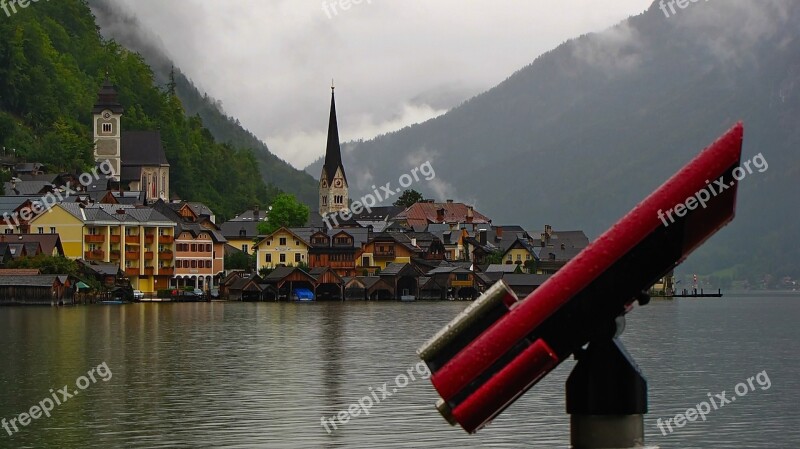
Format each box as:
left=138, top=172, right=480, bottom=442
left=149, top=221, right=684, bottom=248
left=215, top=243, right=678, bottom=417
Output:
left=254, top=227, right=309, bottom=271
left=501, top=238, right=537, bottom=272
left=28, top=203, right=176, bottom=293
left=24, top=204, right=84, bottom=258
left=220, top=208, right=268, bottom=254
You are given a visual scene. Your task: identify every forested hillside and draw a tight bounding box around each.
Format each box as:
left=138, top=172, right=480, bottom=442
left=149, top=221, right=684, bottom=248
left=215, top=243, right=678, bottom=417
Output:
left=0, top=0, right=278, bottom=220
left=86, top=0, right=320, bottom=207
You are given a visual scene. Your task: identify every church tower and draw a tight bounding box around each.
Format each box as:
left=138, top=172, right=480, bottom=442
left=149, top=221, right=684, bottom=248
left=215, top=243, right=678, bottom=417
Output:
left=319, top=85, right=349, bottom=216
left=92, top=74, right=123, bottom=181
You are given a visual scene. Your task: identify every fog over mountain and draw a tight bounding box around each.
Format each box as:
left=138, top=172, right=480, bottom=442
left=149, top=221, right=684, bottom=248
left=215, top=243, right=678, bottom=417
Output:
left=308, top=0, right=800, bottom=277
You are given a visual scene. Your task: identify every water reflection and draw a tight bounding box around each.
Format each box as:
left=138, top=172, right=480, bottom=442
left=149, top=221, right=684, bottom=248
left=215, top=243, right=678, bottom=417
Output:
left=0, top=295, right=797, bottom=448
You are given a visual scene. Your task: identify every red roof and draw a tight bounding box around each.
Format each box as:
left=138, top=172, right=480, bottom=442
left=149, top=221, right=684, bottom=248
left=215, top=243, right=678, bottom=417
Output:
left=394, top=202, right=490, bottom=228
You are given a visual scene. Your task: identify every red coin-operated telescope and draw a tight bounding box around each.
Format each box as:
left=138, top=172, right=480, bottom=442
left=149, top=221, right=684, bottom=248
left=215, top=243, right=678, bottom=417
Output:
left=419, top=123, right=744, bottom=448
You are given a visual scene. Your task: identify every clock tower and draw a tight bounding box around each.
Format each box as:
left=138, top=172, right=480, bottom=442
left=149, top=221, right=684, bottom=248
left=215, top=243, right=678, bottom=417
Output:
left=319, top=85, right=349, bottom=216
left=92, top=74, right=124, bottom=180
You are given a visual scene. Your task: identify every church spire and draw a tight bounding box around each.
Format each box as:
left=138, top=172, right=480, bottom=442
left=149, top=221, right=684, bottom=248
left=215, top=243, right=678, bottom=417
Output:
left=322, top=85, right=346, bottom=184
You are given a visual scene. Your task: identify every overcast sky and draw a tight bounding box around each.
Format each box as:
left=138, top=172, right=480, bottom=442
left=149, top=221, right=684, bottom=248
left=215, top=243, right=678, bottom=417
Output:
left=104, top=0, right=653, bottom=169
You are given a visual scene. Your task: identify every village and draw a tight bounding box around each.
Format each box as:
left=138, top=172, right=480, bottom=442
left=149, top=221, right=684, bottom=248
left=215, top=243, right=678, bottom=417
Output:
left=0, top=79, right=591, bottom=305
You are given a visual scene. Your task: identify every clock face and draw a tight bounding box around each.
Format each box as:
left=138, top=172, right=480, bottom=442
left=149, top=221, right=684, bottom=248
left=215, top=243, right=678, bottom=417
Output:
left=103, top=111, right=111, bottom=119
left=334, top=179, right=343, bottom=188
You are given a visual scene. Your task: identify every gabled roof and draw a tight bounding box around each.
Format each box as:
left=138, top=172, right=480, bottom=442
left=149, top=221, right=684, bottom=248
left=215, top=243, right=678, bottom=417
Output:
left=0, top=234, right=64, bottom=256
left=392, top=202, right=491, bottom=229
left=255, top=227, right=310, bottom=249
left=0, top=275, right=65, bottom=287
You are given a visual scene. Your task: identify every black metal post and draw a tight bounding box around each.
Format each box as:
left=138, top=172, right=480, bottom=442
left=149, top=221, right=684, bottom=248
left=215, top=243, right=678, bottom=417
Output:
left=566, top=336, right=647, bottom=448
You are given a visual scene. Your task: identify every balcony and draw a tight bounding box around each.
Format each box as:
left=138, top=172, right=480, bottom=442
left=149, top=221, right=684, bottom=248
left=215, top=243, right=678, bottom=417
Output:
left=110, top=250, right=121, bottom=260
left=144, top=267, right=155, bottom=276
left=144, top=234, right=155, bottom=244
left=84, top=235, right=105, bottom=244
left=110, top=235, right=121, bottom=243
left=84, top=250, right=104, bottom=261
left=125, top=235, right=140, bottom=245
left=159, top=251, right=174, bottom=261
left=159, top=267, right=175, bottom=276
left=125, top=252, right=140, bottom=260
left=374, top=249, right=396, bottom=258
left=124, top=267, right=140, bottom=277
left=158, top=235, right=174, bottom=244
left=144, top=251, right=154, bottom=260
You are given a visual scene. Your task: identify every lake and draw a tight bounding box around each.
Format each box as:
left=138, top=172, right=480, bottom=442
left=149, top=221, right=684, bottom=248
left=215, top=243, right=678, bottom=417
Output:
left=1, top=294, right=798, bottom=448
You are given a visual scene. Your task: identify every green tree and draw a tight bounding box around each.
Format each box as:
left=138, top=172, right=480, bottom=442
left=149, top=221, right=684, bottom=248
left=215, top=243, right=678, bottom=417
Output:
left=394, top=189, right=424, bottom=208
left=225, top=251, right=253, bottom=270
left=486, top=250, right=505, bottom=265
left=257, top=193, right=310, bottom=235
left=6, top=255, right=78, bottom=276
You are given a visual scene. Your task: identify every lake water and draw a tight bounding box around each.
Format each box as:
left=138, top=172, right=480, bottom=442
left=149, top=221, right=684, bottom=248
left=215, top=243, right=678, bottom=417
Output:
left=1, top=294, right=798, bottom=448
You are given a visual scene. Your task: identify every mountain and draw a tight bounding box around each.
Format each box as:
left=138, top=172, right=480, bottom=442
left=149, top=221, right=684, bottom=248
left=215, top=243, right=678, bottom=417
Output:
left=305, top=0, right=800, bottom=281
left=0, top=0, right=278, bottom=220
left=86, top=0, right=319, bottom=208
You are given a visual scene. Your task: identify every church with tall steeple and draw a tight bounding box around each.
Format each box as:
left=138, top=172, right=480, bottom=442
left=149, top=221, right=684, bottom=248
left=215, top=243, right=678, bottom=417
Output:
left=318, top=85, right=349, bottom=216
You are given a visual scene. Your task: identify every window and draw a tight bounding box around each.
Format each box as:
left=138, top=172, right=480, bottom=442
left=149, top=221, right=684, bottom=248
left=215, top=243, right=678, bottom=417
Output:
left=50, top=227, right=56, bottom=234
left=280, top=254, right=286, bottom=263
left=206, top=244, right=212, bottom=252
left=191, top=260, right=197, bottom=268
left=102, top=123, right=112, bottom=134
left=190, top=244, right=197, bottom=252
left=4, top=229, right=12, bottom=235
left=242, top=244, right=248, bottom=253
left=295, top=253, right=301, bottom=263
left=322, top=196, right=327, bottom=206
left=239, top=229, right=246, bottom=237
left=279, top=238, right=287, bottom=246
left=38, top=227, right=44, bottom=234
left=266, top=254, right=272, bottom=262
left=526, top=254, right=532, bottom=260
left=205, top=260, right=212, bottom=268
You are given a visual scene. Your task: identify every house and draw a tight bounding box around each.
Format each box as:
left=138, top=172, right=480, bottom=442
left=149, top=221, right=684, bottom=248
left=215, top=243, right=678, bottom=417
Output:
left=308, top=267, right=344, bottom=300
left=344, top=276, right=394, bottom=301
left=0, top=274, right=75, bottom=305
left=228, top=274, right=267, bottom=302
left=254, top=227, right=310, bottom=272
left=306, top=228, right=372, bottom=277
left=379, top=262, right=424, bottom=300
left=424, top=265, right=479, bottom=300
left=0, top=234, right=65, bottom=257
left=261, top=266, right=318, bottom=301
left=27, top=203, right=177, bottom=293
left=152, top=200, right=226, bottom=290
left=219, top=207, right=269, bottom=254
left=356, top=231, right=445, bottom=273
left=391, top=200, right=491, bottom=232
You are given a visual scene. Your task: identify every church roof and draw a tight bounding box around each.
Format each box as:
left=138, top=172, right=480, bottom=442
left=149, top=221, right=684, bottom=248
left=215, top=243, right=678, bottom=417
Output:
left=121, top=131, right=170, bottom=167
left=321, top=89, right=347, bottom=184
